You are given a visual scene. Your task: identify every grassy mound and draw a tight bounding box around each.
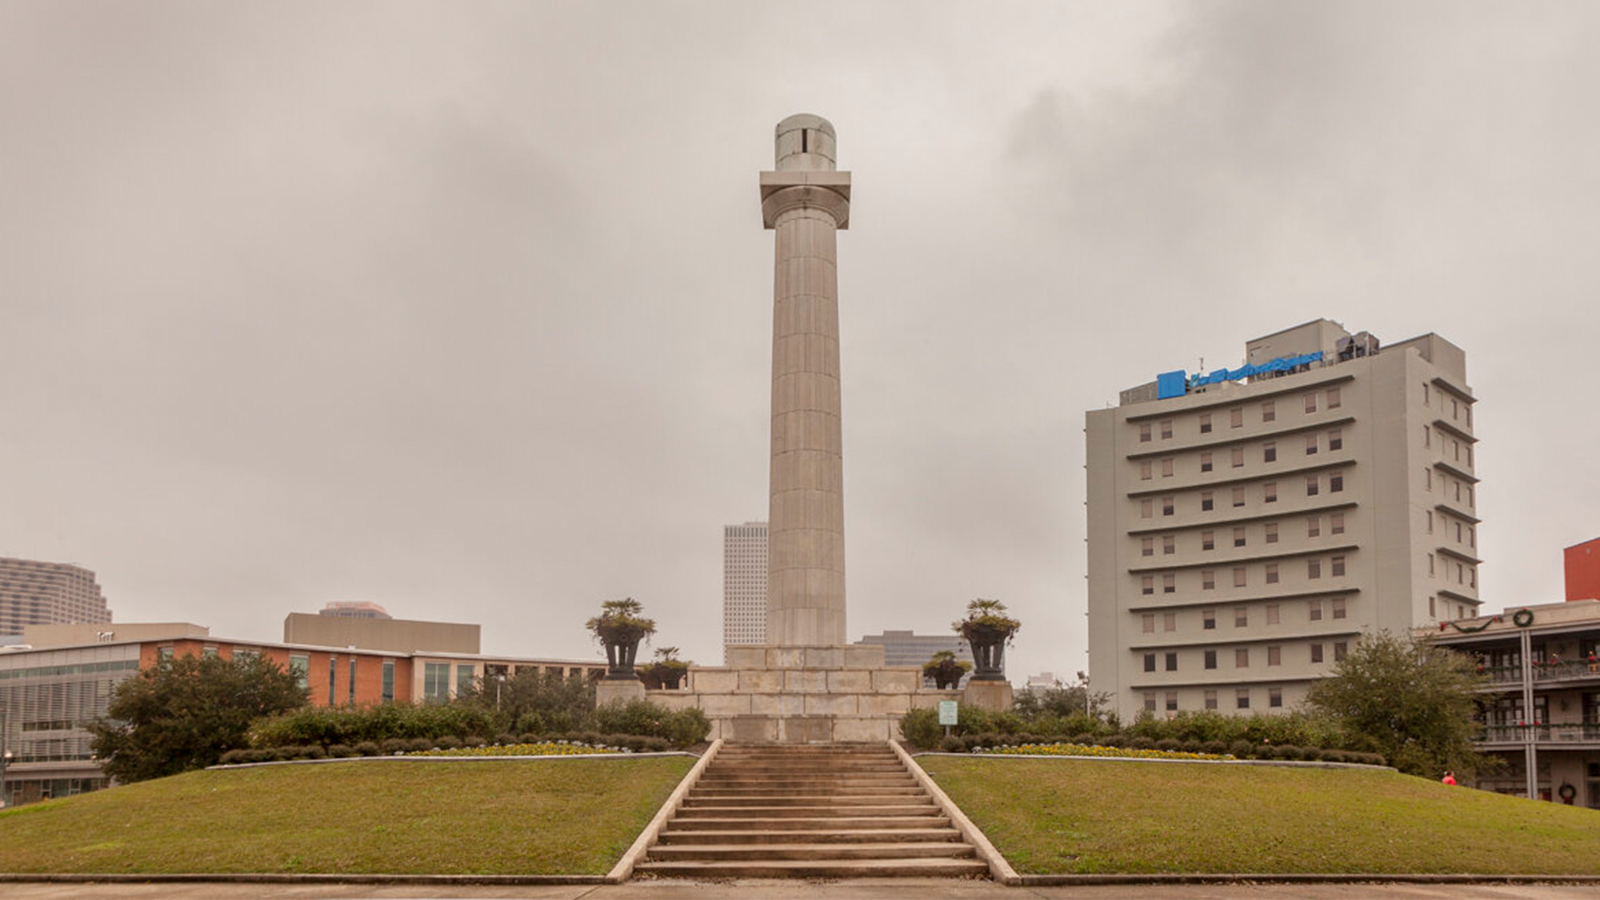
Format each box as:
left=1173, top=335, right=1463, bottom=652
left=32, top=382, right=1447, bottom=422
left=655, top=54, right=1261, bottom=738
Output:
left=0, top=756, right=692, bottom=875
left=922, top=756, right=1600, bottom=874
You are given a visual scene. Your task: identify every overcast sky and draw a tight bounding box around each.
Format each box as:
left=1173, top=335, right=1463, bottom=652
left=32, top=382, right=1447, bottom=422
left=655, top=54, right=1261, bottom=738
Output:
left=3, top=2, right=1597, bottom=683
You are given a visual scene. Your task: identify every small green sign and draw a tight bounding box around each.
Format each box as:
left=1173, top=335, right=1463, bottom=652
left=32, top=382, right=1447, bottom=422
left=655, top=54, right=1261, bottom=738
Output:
left=938, top=700, right=958, bottom=726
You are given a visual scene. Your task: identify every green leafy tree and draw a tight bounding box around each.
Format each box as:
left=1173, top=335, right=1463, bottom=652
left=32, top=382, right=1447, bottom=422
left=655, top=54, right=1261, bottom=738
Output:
left=90, top=653, right=307, bottom=783
left=1305, top=630, right=1488, bottom=777
left=454, top=667, right=595, bottom=734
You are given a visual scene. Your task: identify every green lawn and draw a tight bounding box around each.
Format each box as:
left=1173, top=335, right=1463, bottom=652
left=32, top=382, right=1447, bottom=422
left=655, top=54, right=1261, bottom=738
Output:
left=0, top=757, right=692, bottom=875
left=922, top=757, right=1600, bottom=875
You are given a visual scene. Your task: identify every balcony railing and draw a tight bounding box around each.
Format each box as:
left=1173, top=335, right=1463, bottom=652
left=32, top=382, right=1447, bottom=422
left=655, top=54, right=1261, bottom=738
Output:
left=1481, top=723, right=1600, bottom=743
left=1531, top=660, right=1600, bottom=683
left=1478, top=665, right=1523, bottom=685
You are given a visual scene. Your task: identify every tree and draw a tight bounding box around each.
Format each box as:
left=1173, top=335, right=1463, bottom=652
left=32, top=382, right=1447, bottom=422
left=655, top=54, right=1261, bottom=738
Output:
left=90, top=653, right=307, bottom=783
left=1305, top=630, right=1488, bottom=777
left=454, top=666, right=595, bottom=734
left=1012, top=673, right=1113, bottom=723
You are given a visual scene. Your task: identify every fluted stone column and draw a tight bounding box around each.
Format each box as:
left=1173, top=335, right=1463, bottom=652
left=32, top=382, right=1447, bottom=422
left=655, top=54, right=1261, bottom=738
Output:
left=760, top=114, right=851, bottom=647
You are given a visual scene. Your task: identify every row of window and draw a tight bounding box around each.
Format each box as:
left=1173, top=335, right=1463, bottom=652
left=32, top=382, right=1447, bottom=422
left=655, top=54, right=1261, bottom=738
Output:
left=1140, top=514, right=1347, bottom=557
left=1142, top=641, right=1348, bottom=675
left=1139, top=429, right=1345, bottom=480
left=1421, top=382, right=1472, bottom=426
left=1422, top=425, right=1474, bottom=467
left=1426, top=552, right=1479, bottom=587
left=1426, top=510, right=1477, bottom=548
left=1140, top=556, right=1348, bottom=594
left=1424, top=468, right=1476, bottom=507
left=1139, top=472, right=1347, bottom=518
left=1137, top=388, right=1344, bottom=443
left=1140, top=598, right=1348, bottom=632
left=1144, top=685, right=1294, bottom=712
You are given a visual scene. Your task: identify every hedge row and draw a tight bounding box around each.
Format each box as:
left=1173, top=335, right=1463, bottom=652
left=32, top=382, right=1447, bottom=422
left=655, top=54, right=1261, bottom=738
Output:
left=249, top=700, right=710, bottom=750
left=931, top=732, right=1385, bottom=765
left=900, top=707, right=1358, bottom=757
left=219, top=732, right=673, bottom=764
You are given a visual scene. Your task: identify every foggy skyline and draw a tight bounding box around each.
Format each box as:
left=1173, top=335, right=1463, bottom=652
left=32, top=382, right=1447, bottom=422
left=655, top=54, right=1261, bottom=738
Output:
left=3, top=2, right=1597, bottom=684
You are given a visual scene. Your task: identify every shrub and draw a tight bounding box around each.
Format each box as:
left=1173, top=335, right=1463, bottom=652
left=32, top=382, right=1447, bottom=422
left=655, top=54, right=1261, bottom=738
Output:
left=250, top=702, right=501, bottom=749
left=380, top=738, right=408, bottom=755
left=518, top=732, right=542, bottom=745
left=464, top=735, right=487, bottom=748
left=434, top=736, right=463, bottom=750
left=1272, top=744, right=1302, bottom=760
left=592, top=701, right=711, bottom=748
left=1227, top=740, right=1253, bottom=759
left=493, top=733, right=517, bottom=746
left=327, top=744, right=356, bottom=758
left=407, top=737, right=434, bottom=753
left=354, top=741, right=381, bottom=757
left=219, top=749, right=248, bottom=765
left=1201, top=740, right=1227, bottom=756
left=1071, top=732, right=1097, bottom=746
left=1128, top=736, right=1156, bottom=751
left=1155, top=738, right=1182, bottom=752
left=939, top=735, right=965, bottom=753
left=898, top=708, right=942, bottom=749
left=1101, top=734, right=1126, bottom=748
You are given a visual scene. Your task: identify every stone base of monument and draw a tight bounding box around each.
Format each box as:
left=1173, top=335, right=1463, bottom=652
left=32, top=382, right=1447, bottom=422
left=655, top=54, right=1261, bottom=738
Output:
left=961, top=678, right=1014, bottom=712
left=645, top=644, right=979, bottom=743
left=595, top=676, right=647, bottom=706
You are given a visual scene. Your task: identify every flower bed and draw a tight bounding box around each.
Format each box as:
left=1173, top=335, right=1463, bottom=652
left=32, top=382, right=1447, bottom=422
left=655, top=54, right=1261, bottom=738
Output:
left=981, top=742, right=1234, bottom=761
left=414, top=741, right=622, bottom=757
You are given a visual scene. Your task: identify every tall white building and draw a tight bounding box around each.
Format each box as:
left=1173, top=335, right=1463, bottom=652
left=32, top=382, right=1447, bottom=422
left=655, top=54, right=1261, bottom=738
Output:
left=723, top=522, right=768, bottom=662
left=1087, top=320, right=1481, bottom=721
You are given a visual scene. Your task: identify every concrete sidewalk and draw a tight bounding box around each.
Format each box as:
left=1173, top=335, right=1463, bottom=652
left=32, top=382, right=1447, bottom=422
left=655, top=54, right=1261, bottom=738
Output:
left=1, top=879, right=1599, bottom=900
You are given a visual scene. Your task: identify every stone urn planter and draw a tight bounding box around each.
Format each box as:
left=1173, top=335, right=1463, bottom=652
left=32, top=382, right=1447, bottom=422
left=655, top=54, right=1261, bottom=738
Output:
left=923, top=650, right=972, bottom=689
left=953, top=599, right=1020, bottom=683
left=587, top=598, right=656, bottom=680
left=639, top=647, right=690, bottom=689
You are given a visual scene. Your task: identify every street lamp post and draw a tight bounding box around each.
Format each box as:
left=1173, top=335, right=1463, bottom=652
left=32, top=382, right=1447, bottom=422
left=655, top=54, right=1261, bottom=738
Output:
left=495, top=672, right=506, bottom=711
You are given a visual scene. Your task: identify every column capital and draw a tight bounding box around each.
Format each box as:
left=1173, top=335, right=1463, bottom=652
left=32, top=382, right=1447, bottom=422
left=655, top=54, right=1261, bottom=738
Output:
left=759, top=171, right=851, bottom=230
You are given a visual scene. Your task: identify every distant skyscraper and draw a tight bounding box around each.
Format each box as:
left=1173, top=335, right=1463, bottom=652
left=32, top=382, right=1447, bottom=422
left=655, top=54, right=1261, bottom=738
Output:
left=0, top=557, right=111, bottom=635
left=319, top=601, right=392, bottom=620
left=723, top=522, right=768, bottom=662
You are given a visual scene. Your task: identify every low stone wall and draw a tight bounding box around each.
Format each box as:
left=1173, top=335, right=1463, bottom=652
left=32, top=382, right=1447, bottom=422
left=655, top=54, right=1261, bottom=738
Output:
left=644, top=644, right=961, bottom=742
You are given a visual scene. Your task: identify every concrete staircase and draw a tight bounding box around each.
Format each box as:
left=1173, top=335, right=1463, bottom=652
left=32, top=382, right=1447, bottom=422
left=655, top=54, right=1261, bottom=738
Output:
left=634, top=742, right=988, bottom=879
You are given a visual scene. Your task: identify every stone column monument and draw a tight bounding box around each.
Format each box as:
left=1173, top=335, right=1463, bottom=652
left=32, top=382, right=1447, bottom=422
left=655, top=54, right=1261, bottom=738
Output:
left=630, top=115, right=1010, bottom=741
left=760, top=114, right=852, bottom=647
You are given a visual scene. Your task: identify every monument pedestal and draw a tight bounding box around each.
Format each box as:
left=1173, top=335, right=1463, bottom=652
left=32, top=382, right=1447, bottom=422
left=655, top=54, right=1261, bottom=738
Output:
left=595, top=677, right=647, bottom=707
left=648, top=643, right=962, bottom=743
left=961, top=679, right=1014, bottom=712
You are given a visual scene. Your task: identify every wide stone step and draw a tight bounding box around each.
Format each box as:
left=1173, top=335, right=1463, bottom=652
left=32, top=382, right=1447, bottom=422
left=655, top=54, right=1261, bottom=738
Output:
left=646, top=842, right=976, bottom=861
left=700, top=771, right=914, bottom=780
left=707, top=762, right=908, bottom=771
left=677, top=804, right=938, bottom=819
left=667, top=814, right=949, bottom=831
left=683, top=794, right=930, bottom=808
left=692, top=785, right=925, bottom=797
left=698, top=775, right=917, bottom=784
left=657, top=827, right=964, bottom=845
left=633, top=858, right=990, bottom=879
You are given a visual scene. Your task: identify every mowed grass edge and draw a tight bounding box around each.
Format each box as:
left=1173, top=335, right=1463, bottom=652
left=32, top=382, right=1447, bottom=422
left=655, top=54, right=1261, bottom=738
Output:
left=0, top=757, right=694, bottom=875
left=921, top=756, right=1600, bottom=874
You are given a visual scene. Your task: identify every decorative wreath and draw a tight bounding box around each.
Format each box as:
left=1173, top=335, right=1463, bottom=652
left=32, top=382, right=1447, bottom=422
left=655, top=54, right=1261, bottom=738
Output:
left=1559, top=783, right=1577, bottom=802
left=1512, top=608, right=1535, bottom=627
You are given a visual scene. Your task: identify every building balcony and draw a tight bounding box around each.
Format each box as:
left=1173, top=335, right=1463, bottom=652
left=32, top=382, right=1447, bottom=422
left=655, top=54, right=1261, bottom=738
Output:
left=1480, top=722, right=1600, bottom=746
left=1532, top=659, right=1600, bottom=685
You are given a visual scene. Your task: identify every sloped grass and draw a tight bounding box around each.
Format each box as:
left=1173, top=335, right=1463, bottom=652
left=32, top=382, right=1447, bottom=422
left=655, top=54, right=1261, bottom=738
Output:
left=0, top=757, right=692, bottom=875
left=922, top=757, right=1600, bottom=874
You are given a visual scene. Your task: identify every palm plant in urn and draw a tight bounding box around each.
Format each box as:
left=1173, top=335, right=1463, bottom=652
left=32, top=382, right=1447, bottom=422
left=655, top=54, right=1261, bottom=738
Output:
left=952, top=598, right=1020, bottom=682
left=922, top=650, right=972, bottom=690
left=587, top=597, right=656, bottom=680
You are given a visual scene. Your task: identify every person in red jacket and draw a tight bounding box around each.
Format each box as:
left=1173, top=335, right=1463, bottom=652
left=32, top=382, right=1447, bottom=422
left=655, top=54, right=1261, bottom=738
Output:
left=1442, top=771, right=1457, bottom=785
